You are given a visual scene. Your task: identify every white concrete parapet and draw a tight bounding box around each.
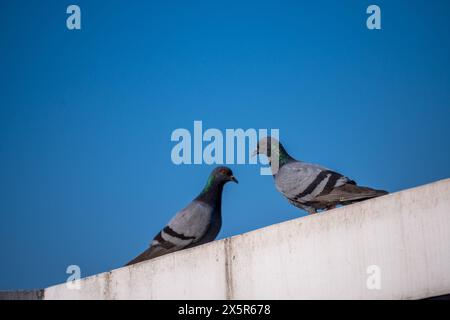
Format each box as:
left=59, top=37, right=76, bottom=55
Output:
left=5, top=178, right=450, bottom=300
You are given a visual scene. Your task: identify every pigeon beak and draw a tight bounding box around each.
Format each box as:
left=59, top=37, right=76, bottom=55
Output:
left=230, top=176, right=239, bottom=184
left=251, top=149, right=258, bottom=157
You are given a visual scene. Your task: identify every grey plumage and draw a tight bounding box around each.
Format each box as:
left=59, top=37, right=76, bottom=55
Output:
left=255, top=137, right=388, bottom=214
left=125, top=166, right=238, bottom=266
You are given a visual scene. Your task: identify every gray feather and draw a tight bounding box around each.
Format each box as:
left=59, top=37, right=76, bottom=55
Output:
left=275, top=162, right=349, bottom=203
left=275, top=160, right=387, bottom=214
left=257, top=137, right=388, bottom=214
left=125, top=166, right=236, bottom=266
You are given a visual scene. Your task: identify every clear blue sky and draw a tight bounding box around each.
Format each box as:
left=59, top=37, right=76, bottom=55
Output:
left=1, top=0, right=449, bottom=290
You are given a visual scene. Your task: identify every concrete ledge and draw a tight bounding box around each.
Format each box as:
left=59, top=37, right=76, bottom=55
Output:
left=0, top=290, right=44, bottom=300
left=8, top=179, right=450, bottom=299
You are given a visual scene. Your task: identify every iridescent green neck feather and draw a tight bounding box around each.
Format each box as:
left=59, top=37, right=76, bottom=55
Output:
left=271, top=143, right=294, bottom=167
left=279, top=147, right=293, bottom=166
left=201, top=174, right=215, bottom=194
left=197, top=173, right=224, bottom=208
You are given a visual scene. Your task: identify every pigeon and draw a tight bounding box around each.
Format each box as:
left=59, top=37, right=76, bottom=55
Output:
left=254, top=136, right=388, bottom=215
left=125, top=166, right=238, bottom=266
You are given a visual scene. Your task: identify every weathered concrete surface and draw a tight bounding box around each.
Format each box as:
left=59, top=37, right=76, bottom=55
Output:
left=45, top=240, right=228, bottom=300
left=0, top=290, right=44, bottom=300
left=229, top=179, right=450, bottom=299
left=9, top=179, right=450, bottom=299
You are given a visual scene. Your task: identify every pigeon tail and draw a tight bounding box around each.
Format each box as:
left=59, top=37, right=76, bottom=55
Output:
left=314, top=183, right=388, bottom=204
left=125, top=246, right=169, bottom=266
left=341, top=187, right=388, bottom=205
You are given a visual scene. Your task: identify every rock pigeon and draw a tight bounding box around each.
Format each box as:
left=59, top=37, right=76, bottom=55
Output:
left=254, top=136, right=388, bottom=215
left=125, top=166, right=238, bottom=266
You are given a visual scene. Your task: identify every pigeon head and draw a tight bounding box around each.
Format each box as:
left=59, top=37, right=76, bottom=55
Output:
left=199, top=166, right=238, bottom=198
left=253, top=136, right=282, bottom=159
left=253, top=136, right=294, bottom=169
left=211, top=166, right=238, bottom=184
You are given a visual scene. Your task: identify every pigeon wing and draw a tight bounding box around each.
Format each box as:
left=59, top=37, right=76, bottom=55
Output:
left=124, top=201, right=213, bottom=266
left=313, top=183, right=388, bottom=203
left=276, top=162, right=350, bottom=203
left=149, top=201, right=212, bottom=253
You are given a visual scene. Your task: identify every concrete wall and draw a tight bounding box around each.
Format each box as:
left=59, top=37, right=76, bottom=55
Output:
left=5, top=179, right=450, bottom=299
left=0, top=290, right=44, bottom=300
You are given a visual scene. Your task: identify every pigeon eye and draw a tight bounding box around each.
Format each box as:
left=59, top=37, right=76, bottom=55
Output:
left=220, top=169, right=228, bottom=175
